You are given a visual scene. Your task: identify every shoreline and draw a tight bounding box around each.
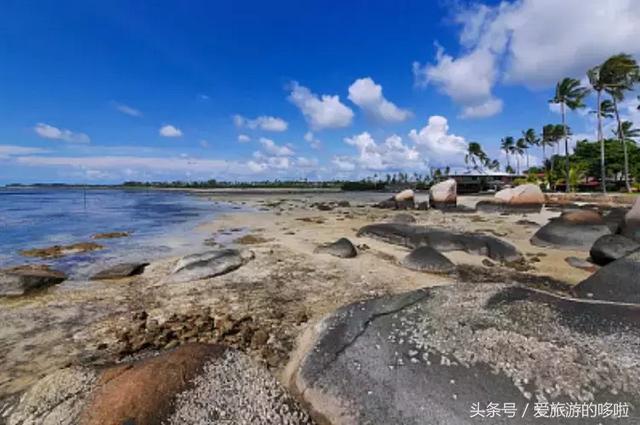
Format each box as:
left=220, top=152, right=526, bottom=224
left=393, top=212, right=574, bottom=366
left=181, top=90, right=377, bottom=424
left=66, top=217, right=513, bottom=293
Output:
left=0, top=191, right=623, bottom=401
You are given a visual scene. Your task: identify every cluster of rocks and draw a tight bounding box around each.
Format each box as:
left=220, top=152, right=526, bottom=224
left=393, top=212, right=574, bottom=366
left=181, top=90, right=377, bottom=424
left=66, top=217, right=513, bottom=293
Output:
left=19, top=242, right=104, bottom=259
left=310, top=200, right=350, bottom=211
left=91, top=231, right=130, bottom=240
left=112, top=309, right=285, bottom=367
left=376, top=189, right=429, bottom=210
left=5, top=344, right=313, bottom=425
left=476, top=183, right=545, bottom=213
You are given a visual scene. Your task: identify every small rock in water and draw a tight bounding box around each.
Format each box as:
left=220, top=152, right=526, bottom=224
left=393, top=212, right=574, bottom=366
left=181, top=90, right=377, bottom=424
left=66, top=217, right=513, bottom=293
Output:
left=91, top=231, right=130, bottom=239
left=90, top=263, right=149, bottom=280
left=19, top=242, right=104, bottom=259
left=315, top=238, right=357, bottom=258
left=0, top=265, right=67, bottom=297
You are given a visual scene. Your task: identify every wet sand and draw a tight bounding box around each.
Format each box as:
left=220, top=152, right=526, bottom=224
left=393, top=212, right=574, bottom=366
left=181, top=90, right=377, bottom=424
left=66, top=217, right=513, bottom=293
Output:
left=0, top=192, right=596, bottom=400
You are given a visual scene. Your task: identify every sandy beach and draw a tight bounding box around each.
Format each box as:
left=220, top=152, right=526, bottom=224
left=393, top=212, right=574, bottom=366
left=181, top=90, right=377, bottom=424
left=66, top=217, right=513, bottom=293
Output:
left=0, top=190, right=606, bottom=404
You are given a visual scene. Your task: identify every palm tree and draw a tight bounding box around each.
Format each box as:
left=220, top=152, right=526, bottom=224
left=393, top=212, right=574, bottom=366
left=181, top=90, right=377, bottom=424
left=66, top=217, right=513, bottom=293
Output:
left=487, top=159, right=500, bottom=172
left=522, top=128, right=540, bottom=171
left=541, top=125, right=555, bottom=165
left=549, top=78, right=590, bottom=191
left=514, top=138, right=527, bottom=174
left=500, top=137, right=515, bottom=171
left=601, top=53, right=640, bottom=192
left=588, top=65, right=608, bottom=193
left=465, top=142, right=487, bottom=172
left=614, top=121, right=640, bottom=186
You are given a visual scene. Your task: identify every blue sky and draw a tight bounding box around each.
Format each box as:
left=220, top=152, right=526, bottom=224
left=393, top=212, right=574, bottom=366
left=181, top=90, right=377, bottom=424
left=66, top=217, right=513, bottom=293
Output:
left=1, top=0, right=639, bottom=184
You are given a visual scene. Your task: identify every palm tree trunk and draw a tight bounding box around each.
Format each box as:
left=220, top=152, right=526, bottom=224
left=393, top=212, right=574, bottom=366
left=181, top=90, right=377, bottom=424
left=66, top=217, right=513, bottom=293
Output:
left=516, top=156, right=520, bottom=175
left=526, top=150, right=529, bottom=171
left=612, top=97, right=631, bottom=192
left=596, top=90, right=606, bottom=193
left=562, top=102, right=570, bottom=193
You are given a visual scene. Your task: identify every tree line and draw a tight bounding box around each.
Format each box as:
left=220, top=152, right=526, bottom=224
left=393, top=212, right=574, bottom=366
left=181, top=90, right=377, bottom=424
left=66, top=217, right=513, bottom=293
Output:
left=465, top=53, right=640, bottom=192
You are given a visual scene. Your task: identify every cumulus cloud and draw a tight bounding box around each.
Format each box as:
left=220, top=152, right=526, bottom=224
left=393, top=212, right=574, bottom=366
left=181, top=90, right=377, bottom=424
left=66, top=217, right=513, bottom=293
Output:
left=159, top=125, right=183, bottom=138
left=113, top=103, right=142, bottom=117
left=237, top=134, right=251, bottom=143
left=414, top=0, right=640, bottom=118
left=34, top=123, right=90, bottom=144
left=233, top=115, right=288, bottom=132
left=288, top=82, right=354, bottom=130
left=259, top=137, right=294, bottom=156
left=296, top=156, right=319, bottom=168
left=341, top=132, right=422, bottom=171
left=348, top=77, right=411, bottom=123
left=304, top=131, right=321, bottom=149
left=408, top=115, right=468, bottom=166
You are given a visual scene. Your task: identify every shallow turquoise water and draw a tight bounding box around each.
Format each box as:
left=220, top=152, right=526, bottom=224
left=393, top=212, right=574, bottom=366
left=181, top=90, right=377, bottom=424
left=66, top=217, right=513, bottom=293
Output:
left=0, top=188, right=230, bottom=278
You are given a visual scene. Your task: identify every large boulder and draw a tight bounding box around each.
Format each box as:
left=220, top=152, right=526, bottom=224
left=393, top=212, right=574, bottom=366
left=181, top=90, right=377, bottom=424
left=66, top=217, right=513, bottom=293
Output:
left=621, top=197, right=640, bottom=242
left=477, top=184, right=544, bottom=213
left=574, top=250, right=640, bottom=303
left=169, top=249, right=254, bottom=283
left=589, top=234, right=640, bottom=266
left=287, top=284, right=640, bottom=425
left=603, top=207, right=628, bottom=233
left=376, top=189, right=415, bottom=210
left=531, top=212, right=611, bottom=250
left=90, top=262, right=149, bottom=280
left=314, top=238, right=357, bottom=258
left=357, top=223, right=521, bottom=262
left=7, top=344, right=312, bottom=425
left=0, top=265, right=67, bottom=297
left=401, top=246, right=455, bottom=273
left=429, top=179, right=457, bottom=209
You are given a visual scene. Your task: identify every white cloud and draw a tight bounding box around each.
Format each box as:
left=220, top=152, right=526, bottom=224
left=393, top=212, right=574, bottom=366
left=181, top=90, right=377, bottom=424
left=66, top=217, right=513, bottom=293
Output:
left=341, top=132, right=422, bottom=171
left=288, top=81, right=354, bottom=130
left=0, top=145, right=48, bottom=159
left=408, top=115, right=468, bottom=166
left=159, top=125, right=183, bottom=138
left=259, top=137, right=294, bottom=156
left=414, top=0, right=640, bottom=118
left=348, top=77, right=411, bottom=123
left=237, top=134, right=251, bottom=143
left=114, top=103, right=142, bottom=117
left=304, top=131, right=321, bottom=149
left=332, top=157, right=356, bottom=171
left=34, top=123, right=90, bottom=144
left=296, top=156, right=319, bottom=168
left=233, top=115, right=288, bottom=132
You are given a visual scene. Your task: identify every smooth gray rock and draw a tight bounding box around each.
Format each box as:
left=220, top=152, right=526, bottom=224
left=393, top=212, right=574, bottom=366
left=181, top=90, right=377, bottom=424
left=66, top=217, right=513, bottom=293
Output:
left=170, top=249, right=254, bottom=283
left=574, top=250, right=640, bottom=303
left=589, top=234, right=640, bottom=266
left=90, top=262, right=149, bottom=280
left=530, top=217, right=611, bottom=250
left=0, top=265, right=67, bottom=297
left=402, top=246, right=455, bottom=273
left=288, top=284, right=640, bottom=425
left=603, top=207, right=628, bottom=233
left=391, top=213, right=416, bottom=224
left=357, top=223, right=521, bottom=262
left=314, top=238, right=357, bottom=258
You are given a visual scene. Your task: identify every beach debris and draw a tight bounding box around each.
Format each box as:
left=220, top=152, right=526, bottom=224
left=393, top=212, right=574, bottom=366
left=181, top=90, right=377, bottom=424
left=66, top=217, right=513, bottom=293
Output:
left=589, top=234, right=640, bottom=266
left=19, top=242, right=104, bottom=259
left=476, top=183, right=544, bottom=213
left=91, top=231, right=130, bottom=240
left=401, top=246, right=455, bottom=274
left=287, top=283, right=640, bottom=425
left=6, top=344, right=312, bottom=425
left=0, top=264, right=67, bottom=297
left=429, top=178, right=457, bottom=210
left=531, top=211, right=611, bottom=250
left=574, top=249, right=640, bottom=303
left=234, top=234, right=270, bottom=245
left=169, top=249, right=254, bottom=283
left=357, top=223, right=521, bottom=262
left=314, top=238, right=357, bottom=258
left=90, top=262, right=148, bottom=280
left=620, top=196, right=640, bottom=242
